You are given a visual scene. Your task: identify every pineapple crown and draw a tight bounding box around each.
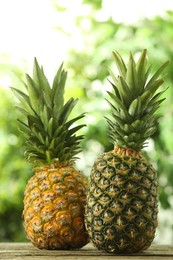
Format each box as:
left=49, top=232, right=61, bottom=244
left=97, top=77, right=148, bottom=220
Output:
left=106, top=49, right=168, bottom=150
left=11, top=59, right=85, bottom=167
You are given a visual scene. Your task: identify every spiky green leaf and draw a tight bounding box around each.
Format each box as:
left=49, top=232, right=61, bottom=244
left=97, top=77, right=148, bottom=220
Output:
left=112, top=51, right=127, bottom=77
left=145, top=61, right=169, bottom=90
left=12, top=59, right=85, bottom=166
left=106, top=49, right=168, bottom=150
left=33, top=58, right=51, bottom=106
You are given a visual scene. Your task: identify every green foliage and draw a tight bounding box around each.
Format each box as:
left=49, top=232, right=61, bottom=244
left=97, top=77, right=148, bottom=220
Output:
left=0, top=68, right=32, bottom=242
left=83, top=0, right=102, bottom=9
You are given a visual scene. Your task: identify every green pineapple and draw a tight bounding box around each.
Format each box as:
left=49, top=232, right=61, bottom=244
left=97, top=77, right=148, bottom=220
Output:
left=85, top=49, right=168, bottom=253
left=11, top=59, right=89, bottom=249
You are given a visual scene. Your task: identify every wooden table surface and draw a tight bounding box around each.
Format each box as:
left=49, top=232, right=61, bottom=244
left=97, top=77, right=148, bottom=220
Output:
left=0, top=243, right=173, bottom=260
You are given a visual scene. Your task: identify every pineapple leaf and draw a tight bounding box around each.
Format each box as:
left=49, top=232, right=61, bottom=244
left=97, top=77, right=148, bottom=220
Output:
left=12, top=59, right=85, bottom=166
left=145, top=61, right=169, bottom=90
left=107, top=79, right=121, bottom=100
left=40, top=105, right=51, bottom=131
left=106, top=49, right=168, bottom=150
left=123, top=123, right=135, bottom=134
left=11, top=87, right=29, bottom=103
left=112, top=113, right=125, bottom=126
left=148, top=87, right=168, bottom=106
left=53, top=125, right=65, bottom=139
left=106, top=66, right=118, bottom=85
left=66, top=125, right=85, bottom=138
left=144, top=64, right=152, bottom=84
left=25, top=74, right=40, bottom=114
left=136, top=49, right=147, bottom=91
left=105, top=98, right=118, bottom=112
left=47, top=117, right=54, bottom=137
left=54, top=140, right=66, bottom=154
left=66, top=113, right=85, bottom=128
left=146, top=78, right=164, bottom=96
left=33, top=58, right=51, bottom=106
left=117, top=76, right=132, bottom=107
left=59, top=98, right=77, bottom=125
left=29, top=122, right=46, bottom=143
left=11, top=87, right=34, bottom=114
left=15, top=106, right=29, bottom=116
left=49, top=139, right=55, bottom=149
left=126, top=52, right=138, bottom=94
left=17, top=119, right=30, bottom=136
left=27, top=115, right=42, bottom=129
left=106, top=116, right=115, bottom=129
left=131, top=119, right=143, bottom=130
left=128, top=97, right=142, bottom=117
left=112, top=51, right=127, bottom=77
left=107, top=91, right=126, bottom=111
left=140, top=90, right=153, bottom=109
left=146, top=98, right=165, bottom=114
left=143, top=126, right=157, bottom=138
left=45, top=150, right=54, bottom=164
left=52, top=65, right=67, bottom=113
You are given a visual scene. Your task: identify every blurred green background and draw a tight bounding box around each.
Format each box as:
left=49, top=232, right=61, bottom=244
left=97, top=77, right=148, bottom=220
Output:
left=0, top=0, right=173, bottom=244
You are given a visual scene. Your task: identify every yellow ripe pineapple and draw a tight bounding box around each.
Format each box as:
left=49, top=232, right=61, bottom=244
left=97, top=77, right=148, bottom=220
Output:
left=12, top=59, right=89, bottom=249
left=85, top=49, right=168, bottom=254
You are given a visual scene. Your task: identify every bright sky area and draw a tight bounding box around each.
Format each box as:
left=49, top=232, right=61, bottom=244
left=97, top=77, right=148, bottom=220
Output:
left=0, top=0, right=173, bottom=83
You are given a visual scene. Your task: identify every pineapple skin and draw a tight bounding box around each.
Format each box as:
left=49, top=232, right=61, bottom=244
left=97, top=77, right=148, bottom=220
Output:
left=23, top=164, right=89, bottom=249
left=85, top=147, right=158, bottom=254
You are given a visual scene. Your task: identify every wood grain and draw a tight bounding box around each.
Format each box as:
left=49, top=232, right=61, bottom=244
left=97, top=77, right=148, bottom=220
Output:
left=0, top=243, right=172, bottom=260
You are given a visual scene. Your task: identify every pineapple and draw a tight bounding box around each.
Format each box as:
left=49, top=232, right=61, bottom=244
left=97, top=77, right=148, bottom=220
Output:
left=11, top=59, right=89, bottom=249
left=85, top=49, right=168, bottom=254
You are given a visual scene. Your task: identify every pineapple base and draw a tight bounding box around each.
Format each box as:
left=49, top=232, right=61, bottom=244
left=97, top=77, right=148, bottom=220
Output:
left=23, top=165, right=89, bottom=249
left=85, top=148, right=158, bottom=254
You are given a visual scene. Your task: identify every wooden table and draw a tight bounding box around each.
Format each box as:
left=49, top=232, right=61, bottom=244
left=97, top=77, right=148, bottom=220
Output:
left=0, top=243, right=173, bottom=260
